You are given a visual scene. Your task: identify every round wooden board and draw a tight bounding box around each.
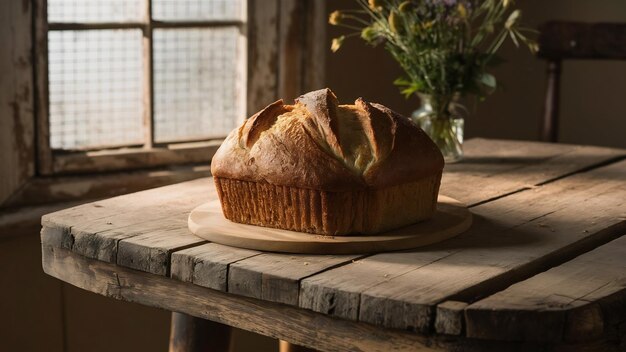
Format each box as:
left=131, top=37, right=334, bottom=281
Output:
left=188, top=195, right=472, bottom=254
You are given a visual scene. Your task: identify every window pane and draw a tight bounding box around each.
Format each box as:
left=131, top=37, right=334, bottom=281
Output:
left=152, top=0, right=243, bottom=21
left=48, top=30, right=144, bottom=150
left=48, top=0, right=145, bottom=23
left=153, top=28, right=242, bottom=142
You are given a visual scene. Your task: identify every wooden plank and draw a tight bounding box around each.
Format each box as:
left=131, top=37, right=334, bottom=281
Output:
left=171, top=243, right=260, bottom=291
left=300, top=160, right=626, bottom=332
left=0, top=0, right=35, bottom=205
left=442, top=139, right=625, bottom=206
left=42, top=178, right=207, bottom=235
left=142, top=0, right=154, bottom=149
left=117, top=227, right=206, bottom=276
left=42, top=245, right=440, bottom=352
left=41, top=178, right=211, bottom=264
left=435, top=301, right=467, bottom=336
left=229, top=253, right=362, bottom=306
left=277, top=0, right=305, bottom=103
left=466, top=235, right=626, bottom=342
left=277, top=0, right=326, bottom=100
left=301, top=0, right=326, bottom=91
left=33, top=0, right=52, bottom=175
left=300, top=250, right=453, bottom=321
left=246, top=0, right=279, bottom=115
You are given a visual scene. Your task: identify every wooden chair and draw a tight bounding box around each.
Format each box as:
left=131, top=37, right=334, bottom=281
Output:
left=537, top=21, right=626, bottom=142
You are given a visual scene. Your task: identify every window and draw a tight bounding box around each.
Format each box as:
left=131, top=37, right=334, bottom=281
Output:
left=34, top=0, right=326, bottom=176
left=36, top=0, right=248, bottom=174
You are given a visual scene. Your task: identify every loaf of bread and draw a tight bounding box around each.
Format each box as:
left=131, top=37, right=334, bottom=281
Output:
left=211, top=88, right=444, bottom=236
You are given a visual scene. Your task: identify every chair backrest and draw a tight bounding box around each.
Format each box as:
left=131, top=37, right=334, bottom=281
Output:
left=537, top=21, right=626, bottom=142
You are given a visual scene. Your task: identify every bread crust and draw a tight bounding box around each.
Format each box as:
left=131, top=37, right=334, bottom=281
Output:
left=211, top=88, right=444, bottom=192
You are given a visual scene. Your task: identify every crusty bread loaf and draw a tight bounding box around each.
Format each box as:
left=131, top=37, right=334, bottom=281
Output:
left=211, top=88, right=444, bottom=235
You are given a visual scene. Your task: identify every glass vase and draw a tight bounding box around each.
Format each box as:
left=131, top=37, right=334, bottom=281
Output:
left=412, top=94, right=465, bottom=163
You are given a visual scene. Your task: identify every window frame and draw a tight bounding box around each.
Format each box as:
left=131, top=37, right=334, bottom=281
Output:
left=34, top=0, right=317, bottom=176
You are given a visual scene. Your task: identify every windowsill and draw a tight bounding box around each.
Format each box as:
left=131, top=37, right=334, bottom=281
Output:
left=3, top=163, right=212, bottom=209
left=47, top=139, right=222, bottom=175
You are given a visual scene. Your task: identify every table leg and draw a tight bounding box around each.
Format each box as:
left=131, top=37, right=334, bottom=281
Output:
left=279, top=340, right=317, bottom=352
left=169, top=312, right=232, bottom=352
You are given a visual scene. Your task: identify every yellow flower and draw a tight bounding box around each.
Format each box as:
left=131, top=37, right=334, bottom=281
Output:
left=361, top=26, right=377, bottom=42
left=422, top=21, right=434, bottom=30
left=457, top=3, right=467, bottom=19
left=389, top=11, right=402, bottom=33
left=331, top=36, right=345, bottom=52
left=505, top=10, right=521, bottom=29
left=328, top=10, right=343, bottom=25
left=399, top=1, right=413, bottom=12
left=368, top=0, right=383, bottom=11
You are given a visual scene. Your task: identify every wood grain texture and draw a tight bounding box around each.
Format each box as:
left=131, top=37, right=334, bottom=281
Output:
left=441, top=139, right=625, bottom=206
left=117, top=227, right=206, bottom=276
left=169, top=312, right=232, bottom=352
left=300, top=159, right=626, bottom=332
left=43, top=245, right=440, bottom=352
left=188, top=195, right=472, bottom=254
left=51, top=141, right=220, bottom=175
left=277, top=0, right=304, bottom=103
left=435, top=301, right=467, bottom=336
left=229, top=253, right=361, bottom=306
left=0, top=0, right=35, bottom=205
left=42, top=178, right=210, bottom=265
left=170, top=243, right=259, bottom=291
left=246, top=0, right=279, bottom=115
left=466, top=235, right=626, bottom=343
left=277, top=0, right=327, bottom=101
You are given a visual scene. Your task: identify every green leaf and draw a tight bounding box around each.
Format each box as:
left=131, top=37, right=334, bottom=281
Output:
left=400, top=86, right=418, bottom=99
left=393, top=77, right=412, bottom=87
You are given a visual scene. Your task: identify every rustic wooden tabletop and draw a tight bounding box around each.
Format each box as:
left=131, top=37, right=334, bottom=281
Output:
left=41, top=139, right=626, bottom=351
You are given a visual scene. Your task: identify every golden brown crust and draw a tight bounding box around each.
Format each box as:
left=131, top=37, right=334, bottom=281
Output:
left=211, top=88, right=444, bottom=192
left=214, top=173, right=441, bottom=236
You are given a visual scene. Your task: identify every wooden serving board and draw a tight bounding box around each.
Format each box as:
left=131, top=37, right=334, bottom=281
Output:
left=188, top=194, right=472, bottom=254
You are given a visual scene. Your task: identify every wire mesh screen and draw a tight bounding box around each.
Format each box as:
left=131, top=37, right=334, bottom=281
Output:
left=153, top=27, right=242, bottom=142
left=48, top=30, right=145, bottom=150
left=152, top=0, right=243, bottom=21
left=48, top=0, right=145, bottom=23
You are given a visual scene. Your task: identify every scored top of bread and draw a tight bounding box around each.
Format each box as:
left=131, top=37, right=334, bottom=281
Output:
left=211, top=88, right=444, bottom=192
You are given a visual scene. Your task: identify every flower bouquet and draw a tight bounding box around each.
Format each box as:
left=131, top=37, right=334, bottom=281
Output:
left=330, top=0, right=537, bottom=162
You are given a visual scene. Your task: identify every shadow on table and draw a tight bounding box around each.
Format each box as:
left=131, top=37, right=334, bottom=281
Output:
left=405, top=213, right=548, bottom=254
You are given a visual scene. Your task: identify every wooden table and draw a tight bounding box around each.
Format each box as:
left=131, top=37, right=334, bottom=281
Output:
left=41, top=139, right=626, bottom=351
